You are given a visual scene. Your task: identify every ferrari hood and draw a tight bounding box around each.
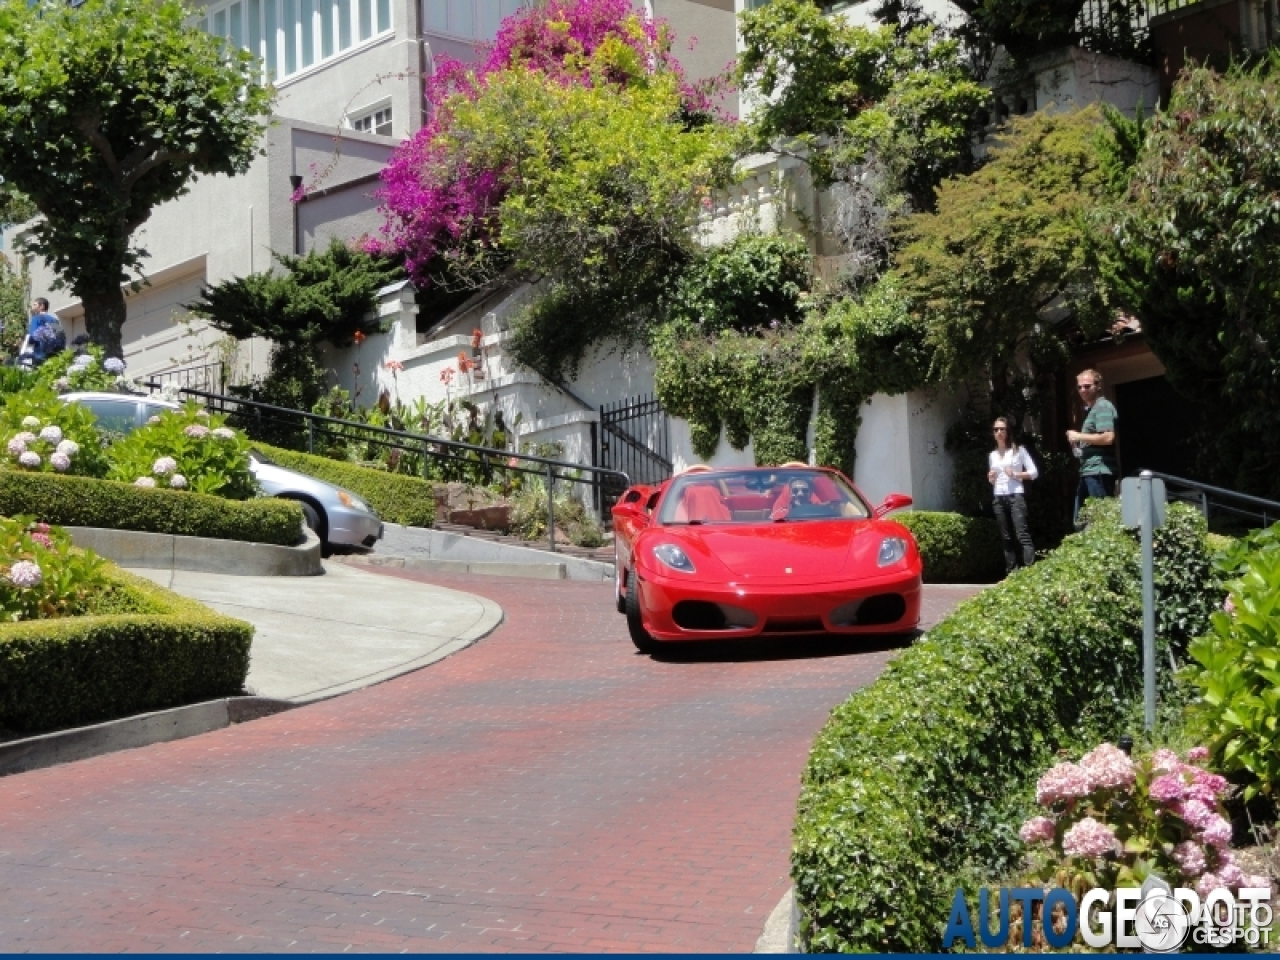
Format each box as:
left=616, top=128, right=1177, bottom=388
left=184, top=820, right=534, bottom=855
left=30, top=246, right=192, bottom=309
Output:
left=658, top=521, right=889, bottom=580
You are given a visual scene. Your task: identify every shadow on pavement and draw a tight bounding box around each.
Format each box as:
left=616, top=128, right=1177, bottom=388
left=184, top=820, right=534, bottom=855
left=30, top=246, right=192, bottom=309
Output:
left=643, top=630, right=919, bottom=664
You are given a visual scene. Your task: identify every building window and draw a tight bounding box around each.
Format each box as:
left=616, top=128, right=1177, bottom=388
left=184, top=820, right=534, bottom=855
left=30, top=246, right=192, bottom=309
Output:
left=350, top=104, right=393, bottom=137
left=423, top=0, right=527, bottom=42
left=204, top=0, right=392, bottom=82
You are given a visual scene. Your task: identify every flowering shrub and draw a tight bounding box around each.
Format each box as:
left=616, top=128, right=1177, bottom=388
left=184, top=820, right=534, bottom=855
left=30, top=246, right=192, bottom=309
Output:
left=105, top=402, right=257, bottom=499
left=34, top=345, right=128, bottom=394
left=0, top=387, right=109, bottom=477
left=1188, top=521, right=1280, bottom=800
left=0, top=514, right=110, bottom=622
left=1020, top=744, right=1265, bottom=899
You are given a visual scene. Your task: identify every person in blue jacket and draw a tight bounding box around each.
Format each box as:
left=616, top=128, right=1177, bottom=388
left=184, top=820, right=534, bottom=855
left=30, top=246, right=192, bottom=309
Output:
left=26, top=298, right=64, bottom=362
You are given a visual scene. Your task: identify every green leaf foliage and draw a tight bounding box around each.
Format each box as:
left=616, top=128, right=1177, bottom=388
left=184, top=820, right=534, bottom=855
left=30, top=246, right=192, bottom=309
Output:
left=892, top=511, right=1004, bottom=582
left=0, top=563, right=252, bottom=733
left=0, top=469, right=303, bottom=545
left=0, top=251, right=27, bottom=358
left=793, top=501, right=1216, bottom=951
left=895, top=106, right=1110, bottom=415
left=0, top=0, right=274, bottom=355
left=105, top=401, right=257, bottom=499
left=252, top=443, right=436, bottom=528
left=1188, top=522, right=1280, bottom=801
left=0, top=515, right=111, bottom=623
left=0, top=386, right=111, bottom=478
left=1101, top=54, right=1280, bottom=498
left=736, top=0, right=986, bottom=205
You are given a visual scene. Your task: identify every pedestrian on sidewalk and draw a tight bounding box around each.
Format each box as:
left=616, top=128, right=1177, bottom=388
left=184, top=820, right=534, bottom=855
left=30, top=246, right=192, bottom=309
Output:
left=1068, top=368, right=1118, bottom=526
left=988, top=416, right=1037, bottom=574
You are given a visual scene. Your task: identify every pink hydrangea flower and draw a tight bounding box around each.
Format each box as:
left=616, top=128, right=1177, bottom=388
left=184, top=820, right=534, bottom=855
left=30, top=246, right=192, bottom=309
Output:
left=1172, top=840, right=1207, bottom=877
left=1081, top=743, right=1136, bottom=790
left=7, top=560, right=42, bottom=588
left=29, top=531, right=53, bottom=549
left=212, top=427, right=236, bottom=440
left=55, top=439, right=79, bottom=457
left=152, top=456, right=178, bottom=476
left=6, top=436, right=26, bottom=456
left=1062, top=817, right=1118, bottom=859
left=38, top=425, right=62, bottom=444
left=1019, top=816, right=1056, bottom=845
left=1217, top=860, right=1244, bottom=887
left=1223, top=595, right=1236, bottom=615
left=1151, top=748, right=1184, bottom=774
left=134, top=476, right=157, bottom=488
left=13, top=431, right=36, bottom=445
left=1179, top=798, right=1216, bottom=830
left=1036, top=762, right=1094, bottom=805
left=1241, top=874, right=1270, bottom=890
left=1186, top=746, right=1210, bottom=764
left=1149, top=774, right=1186, bottom=803
left=1197, top=872, right=1225, bottom=899
left=49, top=452, right=70, bottom=472
left=18, top=451, right=40, bottom=468
left=1200, top=816, right=1233, bottom=849
left=184, top=424, right=210, bottom=439
left=1191, top=769, right=1229, bottom=799
left=20, top=416, right=39, bottom=429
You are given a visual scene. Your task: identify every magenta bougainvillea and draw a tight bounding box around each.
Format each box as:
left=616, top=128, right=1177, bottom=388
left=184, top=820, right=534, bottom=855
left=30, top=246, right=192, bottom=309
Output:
left=372, top=0, right=714, bottom=286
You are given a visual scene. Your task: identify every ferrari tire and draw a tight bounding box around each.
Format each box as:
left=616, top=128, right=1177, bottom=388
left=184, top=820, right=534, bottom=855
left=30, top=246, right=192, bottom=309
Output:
left=625, top=573, right=658, bottom=654
left=614, top=546, right=627, bottom=614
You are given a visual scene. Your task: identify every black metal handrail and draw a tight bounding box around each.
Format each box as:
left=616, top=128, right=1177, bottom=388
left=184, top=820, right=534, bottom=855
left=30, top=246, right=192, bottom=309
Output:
left=146, top=383, right=630, bottom=551
left=1145, top=471, right=1280, bottom=529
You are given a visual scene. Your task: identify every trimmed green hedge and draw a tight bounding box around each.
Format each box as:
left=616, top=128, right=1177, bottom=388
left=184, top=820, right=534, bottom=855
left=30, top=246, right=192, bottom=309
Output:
left=0, top=469, right=303, bottom=545
left=0, top=565, right=252, bottom=733
left=792, top=501, right=1216, bottom=951
left=255, top=443, right=436, bottom=527
left=893, top=511, right=1005, bottom=583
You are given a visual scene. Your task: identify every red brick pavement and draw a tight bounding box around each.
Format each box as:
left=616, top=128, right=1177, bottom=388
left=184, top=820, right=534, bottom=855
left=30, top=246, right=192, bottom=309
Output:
left=0, top=572, right=983, bottom=953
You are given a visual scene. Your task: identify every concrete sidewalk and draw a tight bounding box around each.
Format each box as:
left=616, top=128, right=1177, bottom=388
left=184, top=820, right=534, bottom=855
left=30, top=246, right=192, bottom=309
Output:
left=132, top=561, right=503, bottom=702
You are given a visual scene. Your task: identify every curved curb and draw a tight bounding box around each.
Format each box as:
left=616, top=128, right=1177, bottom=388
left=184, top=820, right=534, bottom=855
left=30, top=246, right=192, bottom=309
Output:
left=68, top=524, right=323, bottom=576
left=756, top=888, right=800, bottom=953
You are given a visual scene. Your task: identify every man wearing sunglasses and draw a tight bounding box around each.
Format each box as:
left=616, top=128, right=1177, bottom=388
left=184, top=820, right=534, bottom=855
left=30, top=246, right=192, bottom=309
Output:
left=1066, top=368, right=1118, bottom=525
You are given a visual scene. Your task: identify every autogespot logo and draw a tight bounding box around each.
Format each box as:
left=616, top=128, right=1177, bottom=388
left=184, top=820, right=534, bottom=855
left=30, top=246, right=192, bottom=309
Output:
left=942, top=885, right=1273, bottom=951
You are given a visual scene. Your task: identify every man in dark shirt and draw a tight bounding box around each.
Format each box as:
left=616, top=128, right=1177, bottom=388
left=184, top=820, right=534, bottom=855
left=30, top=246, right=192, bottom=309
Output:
left=1068, top=368, right=1118, bottom=525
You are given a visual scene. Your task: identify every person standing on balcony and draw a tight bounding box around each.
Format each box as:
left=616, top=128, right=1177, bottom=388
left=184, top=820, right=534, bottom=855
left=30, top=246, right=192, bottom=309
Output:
left=989, top=416, right=1038, bottom=573
left=1068, top=368, right=1118, bottom=525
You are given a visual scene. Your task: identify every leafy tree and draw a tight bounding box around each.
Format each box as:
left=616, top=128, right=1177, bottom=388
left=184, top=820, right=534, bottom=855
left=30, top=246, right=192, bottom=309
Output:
left=1102, top=55, right=1280, bottom=496
left=188, top=240, right=404, bottom=413
left=894, top=107, right=1111, bottom=417
left=736, top=0, right=987, bottom=208
left=0, top=252, right=27, bottom=357
left=0, top=0, right=274, bottom=358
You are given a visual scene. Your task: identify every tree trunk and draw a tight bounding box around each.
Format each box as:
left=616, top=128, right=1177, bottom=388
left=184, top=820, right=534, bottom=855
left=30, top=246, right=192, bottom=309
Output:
left=79, top=284, right=127, bottom=360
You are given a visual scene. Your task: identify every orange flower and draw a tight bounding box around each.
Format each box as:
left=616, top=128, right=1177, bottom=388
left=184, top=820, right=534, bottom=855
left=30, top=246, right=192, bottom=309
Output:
left=457, top=351, right=474, bottom=373
left=471, top=328, right=483, bottom=348
left=439, top=367, right=455, bottom=384
left=384, top=359, right=404, bottom=373
left=353, top=330, right=367, bottom=345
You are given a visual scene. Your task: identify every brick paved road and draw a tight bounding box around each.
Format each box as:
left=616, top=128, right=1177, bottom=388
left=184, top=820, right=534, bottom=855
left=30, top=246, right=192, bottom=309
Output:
left=0, top=572, right=982, bottom=953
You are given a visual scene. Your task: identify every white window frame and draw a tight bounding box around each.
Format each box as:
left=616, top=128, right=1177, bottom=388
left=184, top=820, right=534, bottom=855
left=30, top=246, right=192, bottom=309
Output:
left=422, top=0, right=528, bottom=43
left=203, top=0, right=393, bottom=82
left=348, top=98, right=395, bottom=137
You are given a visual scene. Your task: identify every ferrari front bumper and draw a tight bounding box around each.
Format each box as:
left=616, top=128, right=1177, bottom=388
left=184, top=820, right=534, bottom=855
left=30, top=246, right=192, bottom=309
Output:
left=636, top=567, right=922, bottom=642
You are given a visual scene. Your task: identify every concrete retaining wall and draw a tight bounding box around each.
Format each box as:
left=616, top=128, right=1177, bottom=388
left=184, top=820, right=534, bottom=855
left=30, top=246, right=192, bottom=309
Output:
left=378, top=523, right=614, bottom=581
left=67, top=525, right=323, bottom=576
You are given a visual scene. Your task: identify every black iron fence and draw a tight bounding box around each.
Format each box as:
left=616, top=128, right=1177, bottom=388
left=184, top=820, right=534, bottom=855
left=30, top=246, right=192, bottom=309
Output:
left=1146, top=471, right=1280, bottom=530
left=146, top=384, right=629, bottom=551
left=147, top=361, right=224, bottom=396
left=597, top=393, right=672, bottom=514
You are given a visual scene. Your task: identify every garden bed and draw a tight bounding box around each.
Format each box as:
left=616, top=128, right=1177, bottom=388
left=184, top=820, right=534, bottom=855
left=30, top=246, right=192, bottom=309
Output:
left=0, top=563, right=253, bottom=735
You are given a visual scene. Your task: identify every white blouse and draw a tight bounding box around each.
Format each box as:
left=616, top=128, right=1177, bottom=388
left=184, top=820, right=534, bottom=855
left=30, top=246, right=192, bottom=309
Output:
left=989, top=446, right=1038, bottom=497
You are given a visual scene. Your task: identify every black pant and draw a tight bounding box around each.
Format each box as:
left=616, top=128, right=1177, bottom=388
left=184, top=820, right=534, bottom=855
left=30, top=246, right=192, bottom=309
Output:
left=993, top=494, right=1035, bottom=572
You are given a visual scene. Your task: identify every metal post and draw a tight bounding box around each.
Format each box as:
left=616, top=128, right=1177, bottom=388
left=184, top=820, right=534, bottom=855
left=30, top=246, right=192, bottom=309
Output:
left=422, top=439, right=430, bottom=481
left=546, top=461, right=556, bottom=554
left=1141, top=470, right=1157, bottom=731
left=306, top=418, right=314, bottom=455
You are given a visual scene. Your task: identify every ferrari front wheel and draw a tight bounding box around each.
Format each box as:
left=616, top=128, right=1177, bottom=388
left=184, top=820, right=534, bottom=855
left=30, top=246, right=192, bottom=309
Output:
left=625, top=573, right=658, bottom=655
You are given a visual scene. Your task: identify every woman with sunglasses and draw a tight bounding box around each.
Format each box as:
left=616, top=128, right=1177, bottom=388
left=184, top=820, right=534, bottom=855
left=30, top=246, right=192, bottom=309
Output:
left=988, top=417, right=1038, bottom=573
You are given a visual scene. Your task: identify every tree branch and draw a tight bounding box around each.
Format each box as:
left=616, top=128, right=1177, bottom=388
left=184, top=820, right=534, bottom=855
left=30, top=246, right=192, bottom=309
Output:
left=72, top=108, right=121, bottom=181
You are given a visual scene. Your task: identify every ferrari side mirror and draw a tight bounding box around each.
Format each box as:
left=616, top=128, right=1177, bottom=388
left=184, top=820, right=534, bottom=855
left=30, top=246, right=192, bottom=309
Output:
left=875, top=493, right=913, bottom=518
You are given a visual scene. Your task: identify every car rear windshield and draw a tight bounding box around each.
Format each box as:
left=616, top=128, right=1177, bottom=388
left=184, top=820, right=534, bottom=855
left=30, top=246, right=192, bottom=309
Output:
left=656, top=470, right=871, bottom=525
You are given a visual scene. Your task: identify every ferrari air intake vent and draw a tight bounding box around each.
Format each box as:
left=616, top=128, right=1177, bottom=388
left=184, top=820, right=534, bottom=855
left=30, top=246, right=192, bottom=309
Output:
left=829, top=594, right=907, bottom=627
left=672, top=601, right=758, bottom=631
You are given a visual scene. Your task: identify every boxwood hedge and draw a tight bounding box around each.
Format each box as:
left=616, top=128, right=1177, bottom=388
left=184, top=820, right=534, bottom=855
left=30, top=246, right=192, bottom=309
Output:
left=792, top=500, right=1216, bottom=952
left=0, top=469, right=303, bottom=545
left=0, top=566, right=252, bottom=733
left=253, top=443, right=436, bottom=528
left=893, top=511, right=1005, bottom=583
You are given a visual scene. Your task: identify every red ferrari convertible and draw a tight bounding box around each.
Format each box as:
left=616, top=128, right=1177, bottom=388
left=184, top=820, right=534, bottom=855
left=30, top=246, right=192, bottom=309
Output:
left=611, top=465, right=922, bottom=653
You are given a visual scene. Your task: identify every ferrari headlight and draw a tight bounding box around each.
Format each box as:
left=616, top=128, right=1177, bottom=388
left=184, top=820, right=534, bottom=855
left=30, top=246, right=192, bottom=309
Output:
left=878, top=536, right=907, bottom=567
left=653, top=543, right=696, bottom=573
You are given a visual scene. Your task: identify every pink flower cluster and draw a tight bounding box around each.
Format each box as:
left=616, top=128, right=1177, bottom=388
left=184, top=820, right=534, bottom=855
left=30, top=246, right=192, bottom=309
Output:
left=1062, top=817, right=1118, bottom=859
left=1080, top=742, right=1136, bottom=790
left=1035, top=761, right=1093, bottom=805
left=374, top=0, right=720, bottom=285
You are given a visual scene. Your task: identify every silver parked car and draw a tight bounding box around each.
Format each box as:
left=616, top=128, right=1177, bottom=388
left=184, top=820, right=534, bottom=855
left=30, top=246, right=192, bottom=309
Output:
left=61, top=391, right=384, bottom=556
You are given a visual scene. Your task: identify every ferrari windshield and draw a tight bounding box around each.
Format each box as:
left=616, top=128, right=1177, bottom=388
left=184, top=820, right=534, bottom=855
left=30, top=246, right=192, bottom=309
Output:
left=657, top=469, right=871, bottom=525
